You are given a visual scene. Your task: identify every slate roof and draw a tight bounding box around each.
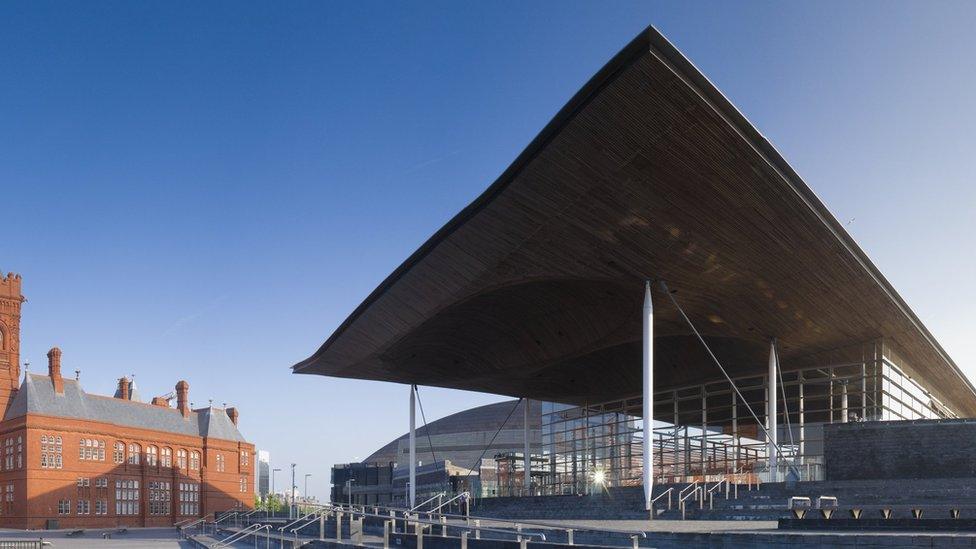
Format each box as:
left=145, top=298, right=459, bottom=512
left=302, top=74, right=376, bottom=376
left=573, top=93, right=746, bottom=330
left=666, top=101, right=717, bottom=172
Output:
left=112, top=378, right=142, bottom=402
left=5, top=373, right=246, bottom=442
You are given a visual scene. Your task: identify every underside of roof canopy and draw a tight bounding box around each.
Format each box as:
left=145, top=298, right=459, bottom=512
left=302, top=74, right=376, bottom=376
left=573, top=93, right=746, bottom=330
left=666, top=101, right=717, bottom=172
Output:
left=293, top=26, right=976, bottom=416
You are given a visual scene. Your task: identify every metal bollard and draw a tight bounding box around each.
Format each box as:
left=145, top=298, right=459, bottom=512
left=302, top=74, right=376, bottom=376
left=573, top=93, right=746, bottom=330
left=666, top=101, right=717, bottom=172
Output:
left=416, top=524, right=425, bottom=549
left=519, top=538, right=527, bottom=549
left=383, top=520, right=391, bottom=549
left=441, top=516, right=448, bottom=537
left=566, top=529, right=574, bottom=546
left=336, top=511, right=343, bottom=542
left=474, top=519, right=481, bottom=540
left=631, top=534, right=640, bottom=549
left=461, top=531, right=469, bottom=549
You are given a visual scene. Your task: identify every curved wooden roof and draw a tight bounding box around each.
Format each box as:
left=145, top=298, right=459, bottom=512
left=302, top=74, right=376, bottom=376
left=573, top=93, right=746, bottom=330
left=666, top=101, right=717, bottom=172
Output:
left=294, top=26, right=976, bottom=416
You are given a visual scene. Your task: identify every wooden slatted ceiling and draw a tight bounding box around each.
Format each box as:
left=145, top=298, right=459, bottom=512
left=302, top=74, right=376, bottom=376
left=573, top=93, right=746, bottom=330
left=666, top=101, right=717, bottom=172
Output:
left=292, top=27, right=976, bottom=416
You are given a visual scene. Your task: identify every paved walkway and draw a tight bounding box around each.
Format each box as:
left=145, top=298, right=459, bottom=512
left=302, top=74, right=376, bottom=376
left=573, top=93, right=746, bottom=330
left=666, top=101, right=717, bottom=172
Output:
left=0, top=527, right=195, bottom=547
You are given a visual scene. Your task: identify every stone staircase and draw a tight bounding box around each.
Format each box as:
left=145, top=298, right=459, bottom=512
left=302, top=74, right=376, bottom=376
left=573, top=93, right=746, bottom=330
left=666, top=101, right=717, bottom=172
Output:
left=472, top=486, right=671, bottom=520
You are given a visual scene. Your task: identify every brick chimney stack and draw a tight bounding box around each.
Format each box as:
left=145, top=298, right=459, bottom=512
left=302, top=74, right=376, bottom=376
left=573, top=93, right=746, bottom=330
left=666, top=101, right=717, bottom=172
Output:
left=226, top=407, right=239, bottom=426
left=47, top=347, right=63, bottom=394
left=176, top=380, right=190, bottom=418
left=117, top=377, right=130, bottom=400
left=0, top=272, right=24, bottom=414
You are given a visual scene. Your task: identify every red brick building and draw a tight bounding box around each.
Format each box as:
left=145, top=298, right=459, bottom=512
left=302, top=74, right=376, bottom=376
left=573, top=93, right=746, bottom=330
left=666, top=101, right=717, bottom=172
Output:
left=0, top=272, right=254, bottom=528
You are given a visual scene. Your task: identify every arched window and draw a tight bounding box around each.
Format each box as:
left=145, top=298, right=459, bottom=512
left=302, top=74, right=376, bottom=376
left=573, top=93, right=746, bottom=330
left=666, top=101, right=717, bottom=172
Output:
left=177, top=449, right=187, bottom=469
left=40, top=434, right=62, bottom=469
left=189, top=451, right=200, bottom=470
left=161, top=447, right=172, bottom=468
left=146, top=446, right=158, bottom=466
left=128, top=443, right=141, bottom=465
left=0, top=326, right=5, bottom=350
left=77, top=438, right=104, bottom=461
left=114, top=442, right=125, bottom=464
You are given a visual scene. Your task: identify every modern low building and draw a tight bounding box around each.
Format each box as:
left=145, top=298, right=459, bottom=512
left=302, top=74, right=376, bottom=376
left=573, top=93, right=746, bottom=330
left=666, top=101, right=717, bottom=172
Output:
left=0, top=273, right=255, bottom=528
left=295, top=25, right=975, bottom=513
left=331, top=399, right=541, bottom=505
left=256, top=450, right=270, bottom=499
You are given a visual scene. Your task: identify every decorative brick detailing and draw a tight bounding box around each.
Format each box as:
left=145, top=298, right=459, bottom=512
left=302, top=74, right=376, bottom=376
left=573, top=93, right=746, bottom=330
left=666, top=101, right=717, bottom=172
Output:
left=176, top=380, right=190, bottom=419
left=117, top=377, right=130, bottom=400
left=0, top=272, right=24, bottom=414
left=47, top=348, right=63, bottom=394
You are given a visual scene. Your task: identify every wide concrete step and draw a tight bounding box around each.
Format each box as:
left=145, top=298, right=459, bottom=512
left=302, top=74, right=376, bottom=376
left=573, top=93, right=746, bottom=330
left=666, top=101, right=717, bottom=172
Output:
left=470, top=478, right=976, bottom=521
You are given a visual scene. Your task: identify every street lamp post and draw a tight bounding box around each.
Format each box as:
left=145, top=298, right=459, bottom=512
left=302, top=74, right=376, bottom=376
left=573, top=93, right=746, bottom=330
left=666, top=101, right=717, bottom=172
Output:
left=346, top=478, right=357, bottom=506
left=290, top=463, right=297, bottom=519
left=271, top=467, right=281, bottom=516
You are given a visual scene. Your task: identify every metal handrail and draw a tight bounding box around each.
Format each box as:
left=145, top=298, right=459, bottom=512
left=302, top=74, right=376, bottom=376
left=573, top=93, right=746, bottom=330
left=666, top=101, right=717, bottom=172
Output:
left=278, top=511, right=319, bottom=531
left=410, top=492, right=446, bottom=512
left=211, top=511, right=240, bottom=536
left=678, top=482, right=699, bottom=502
left=706, top=479, right=727, bottom=494
left=255, top=524, right=273, bottom=549
left=393, top=506, right=646, bottom=540
left=178, top=517, right=209, bottom=538
left=359, top=509, right=547, bottom=542
left=705, top=479, right=729, bottom=509
left=678, top=483, right=701, bottom=520
left=650, top=487, right=674, bottom=512
left=276, top=511, right=322, bottom=549
left=214, top=511, right=240, bottom=526
left=328, top=499, right=647, bottom=543
left=212, top=522, right=263, bottom=548
left=290, top=515, right=325, bottom=546
left=335, top=499, right=647, bottom=540
left=428, top=491, right=469, bottom=514
left=241, top=508, right=263, bottom=523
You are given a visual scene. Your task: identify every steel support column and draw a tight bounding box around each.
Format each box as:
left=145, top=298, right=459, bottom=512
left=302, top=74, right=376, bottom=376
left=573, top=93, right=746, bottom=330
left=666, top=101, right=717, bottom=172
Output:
left=841, top=382, right=849, bottom=423
left=767, top=340, right=778, bottom=472
left=523, top=398, right=531, bottom=496
left=409, top=384, right=417, bottom=508
left=700, top=389, right=706, bottom=475
left=642, top=281, right=654, bottom=512
left=798, top=375, right=805, bottom=463
left=731, top=391, right=738, bottom=471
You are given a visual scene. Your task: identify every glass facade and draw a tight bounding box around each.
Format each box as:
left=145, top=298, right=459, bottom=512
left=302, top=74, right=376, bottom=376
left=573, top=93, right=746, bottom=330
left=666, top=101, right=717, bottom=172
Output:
left=534, top=339, right=954, bottom=495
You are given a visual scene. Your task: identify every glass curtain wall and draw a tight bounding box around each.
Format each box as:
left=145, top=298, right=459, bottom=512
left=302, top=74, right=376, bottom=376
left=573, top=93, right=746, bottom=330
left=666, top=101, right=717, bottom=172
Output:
left=538, top=339, right=955, bottom=494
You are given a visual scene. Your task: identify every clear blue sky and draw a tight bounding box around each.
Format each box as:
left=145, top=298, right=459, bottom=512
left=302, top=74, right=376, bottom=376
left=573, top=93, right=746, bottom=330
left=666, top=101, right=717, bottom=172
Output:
left=2, top=2, right=975, bottom=500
